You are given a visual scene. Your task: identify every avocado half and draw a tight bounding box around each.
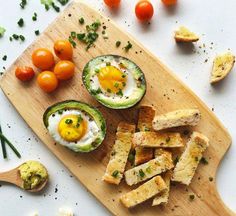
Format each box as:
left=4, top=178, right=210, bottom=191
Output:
left=82, top=55, right=146, bottom=109
left=43, top=100, right=106, bottom=153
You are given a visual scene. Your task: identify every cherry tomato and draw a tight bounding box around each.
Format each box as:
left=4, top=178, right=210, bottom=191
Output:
left=54, top=60, right=75, bottom=80
left=32, top=48, right=55, bottom=70
left=104, top=0, right=121, bottom=7
left=161, top=0, right=177, bottom=6
left=37, top=71, right=58, bottom=93
left=15, top=66, right=35, bottom=82
left=135, top=0, right=154, bottom=21
left=54, top=40, right=73, bottom=60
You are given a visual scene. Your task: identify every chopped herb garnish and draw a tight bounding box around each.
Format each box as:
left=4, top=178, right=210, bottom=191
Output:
left=107, top=88, right=112, bottom=93
left=58, top=110, right=63, bottom=114
left=79, top=17, right=85, bottom=24
left=51, top=2, right=60, bottom=12
left=139, top=169, right=145, bottom=178
left=146, top=166, right=152, bottom=174
left=71, top=31, right=76, bottom=38
left=123, top=41, right=132, bottom=52
left=106, top=62, right=111, bottom=66
left=65, top=119, right=73, bottom=124
left=17, top=18, right=24, bottom=27
left=121, top=74, right=126, bottom=78
left=95, top=68, right=100, bottom=74
left=68, top=36, right=76, bottom=48
left=116, top=41, right=121, bottom=47
left=76, top=115, right=83, bottom=128
left=91, top=88, right=102, bottom=95
left=114, top=82, right=119, bottom=88
left=144, top=127, right=150, bottom=131
left=35, top=30, right=40, bottom=36
left=32, top=12, right=37, bottom=21
left=57, top=0, right=69, bottom=5
left=209, top=177, right=213, bottom=182
left=116, top=89, right=123, bottom=96
left=19, top=35, right=25, bottom=41
left=189, top=194, right=195, bottom=201
left=20, top=0, right=27, bottom=9
left=200, top=157, right=208, bottom=165
left=128, top=152, right=135, bottom=165
left=13, top=34, right=19, bottom=40
left=112, top=170, right=119, bottom=178
left=86, top=20, right=101, bottom=32
left=0, top=26, right=6, bottom=37
left=77, top=33, right=86, bottom=41
left=0, top=124, right=7, bottom=159
left=122, top=82, right=126, bottom=87
left=2, top=55, right=7, bottom=61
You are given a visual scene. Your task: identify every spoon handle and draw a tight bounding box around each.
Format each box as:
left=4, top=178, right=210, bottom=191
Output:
left=0, top=168, right=21, bottom=186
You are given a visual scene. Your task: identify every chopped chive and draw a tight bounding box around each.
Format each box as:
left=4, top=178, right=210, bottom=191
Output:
left=112, top=170, right=119, bottom=178
left=57, top=0, right=69, bottom=6
left=51, top=2, right=60, bottom=12
left=116, top=89, right=123, bottom=96
left=17, top=18, right=24, bottom=27
left=35, top=30, right=40, bottom=36
left=65, top=119, right=73, bottom=124
left=116, top=41, right=121, bottom=47
left=2, top=55, right=7, bottom=61
left=114, top=82, right=119, bottom=88
left=19, top=35, right=25, bottom=41
left=139, top=169, right=145, bottom=178
left=71, top=31, right=76, bottom=38
left=13, top=34, right=19, bottom=40
left=0, top=26, right=6, bottom=37
left=0, top=124, right=7, bottom=159
left=32, top=12, right=37, bottom=21
left=0, top=133, right=21, bottom=158
left=68, top=36, right=76, bottom=48
left=123, top=41, right=132, bottom=52
left=45, top=4, right=50, bottom=10
left=107, top=88, right=111, bottom=93
left=20, top=0, right=27, bottom=9
left=146, top=166, right=152, bottom=174
left=79, top=17, right=84, bottom=24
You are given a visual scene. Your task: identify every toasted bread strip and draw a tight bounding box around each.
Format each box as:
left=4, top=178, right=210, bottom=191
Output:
left=125, top=150, right=173, bottom=186
left=210, top=52, right=235, bottom=84
left=102, top=122, right=135, bottom=185
left=133, top=131, right=184, bottom=148
left=120, top=176, right=167, bottom=208
left=172, top=132, right=209, bottom=185
left=152, top=149, right=172, bottom=206
left=152, top=109, right=201, bottom=131
left=174, top=26, right=199, bottom=43
left=152, top=170, right=172, bottom=206
left=135, top=106, right=155, bottom=165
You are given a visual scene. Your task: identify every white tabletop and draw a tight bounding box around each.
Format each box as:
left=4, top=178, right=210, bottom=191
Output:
left=0, top=0, right=235, bottom=215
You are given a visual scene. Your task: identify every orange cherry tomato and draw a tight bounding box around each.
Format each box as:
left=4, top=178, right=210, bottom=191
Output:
left=54, top=60, right=75, bottom=80
left=32, top=48, right=55, bottom=70
left=161, top=0, right=177, bottom=6
left=37, top=71, right=58, bottom=93
left=135, top=0, right=154, bottom=21
left=104, top=0, right=121, bottom=7
left=54, top=40, right=73, bottom=60
left=15, top=66, right=35, bottom=82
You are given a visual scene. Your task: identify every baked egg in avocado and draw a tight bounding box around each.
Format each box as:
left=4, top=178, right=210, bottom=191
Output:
left=43, top=100, right=106, bottom=152
left=82, top=55, right=146, bottom=109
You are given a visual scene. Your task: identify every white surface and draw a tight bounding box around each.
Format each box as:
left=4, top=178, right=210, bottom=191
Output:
left=0, top=0, right=235, bottom=215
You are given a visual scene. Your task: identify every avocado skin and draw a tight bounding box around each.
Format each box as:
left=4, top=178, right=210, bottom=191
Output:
left=43, top=100, right=106, bottom=153
left=82, top=55, right=146, bottom=109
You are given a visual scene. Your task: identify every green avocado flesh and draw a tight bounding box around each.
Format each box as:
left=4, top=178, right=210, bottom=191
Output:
left=43, top=100, right=106, bottom=153
left=82, top=55, right=146, bottom=109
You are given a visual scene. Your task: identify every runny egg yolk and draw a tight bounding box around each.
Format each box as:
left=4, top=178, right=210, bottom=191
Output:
left=97, top=65, right=127, bottom=93
left=58, top=114, right=87, bottom=142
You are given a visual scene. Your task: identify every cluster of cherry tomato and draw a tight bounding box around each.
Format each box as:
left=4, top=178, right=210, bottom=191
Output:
left=15, top=40, right=75, bottom=93
left=104, top=0, right=177, bottom=21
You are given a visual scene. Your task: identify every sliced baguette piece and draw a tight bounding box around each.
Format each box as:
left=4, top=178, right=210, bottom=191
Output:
left=172, top=131, right=209, bottom=185
left=120, top=176, right=167, bottom=208
left=125, top=150, right=173, bottom=186
left=174, top=26, right=199, bottom=43
left=102, top=122, right=135, bottom=185
left=152, top=109, right=201, bottom=131
left=152, top=170, right=172, bottom=206
left=133, top=131, right=184, bottom=148
left=210, top=52, right=235, bottom=84
left=135, top=106, right=155, bottom=165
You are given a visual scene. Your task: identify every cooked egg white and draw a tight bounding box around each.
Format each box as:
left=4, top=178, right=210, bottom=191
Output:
left=47, top=110, right=100, bottom=152
left=90, top=59, right=136, bottom=101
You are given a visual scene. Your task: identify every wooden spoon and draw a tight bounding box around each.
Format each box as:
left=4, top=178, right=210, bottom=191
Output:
left=0, top=164, right=48, bottom=192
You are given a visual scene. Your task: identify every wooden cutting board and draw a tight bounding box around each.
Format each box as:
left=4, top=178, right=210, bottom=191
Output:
left=0, top=1, right=234, bottom=215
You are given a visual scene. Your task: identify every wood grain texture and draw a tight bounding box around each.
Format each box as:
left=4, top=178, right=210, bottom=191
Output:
left=0, top=1, right=234, bottom=215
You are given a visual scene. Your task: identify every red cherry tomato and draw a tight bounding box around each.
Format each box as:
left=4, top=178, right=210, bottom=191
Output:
left=135, top=1, right=154, bottom=21
left=162, top=0, right=177, bottom=6
left=104, top=0, right=121, bottom=7
left=15, top=66, right=35, bottom=82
